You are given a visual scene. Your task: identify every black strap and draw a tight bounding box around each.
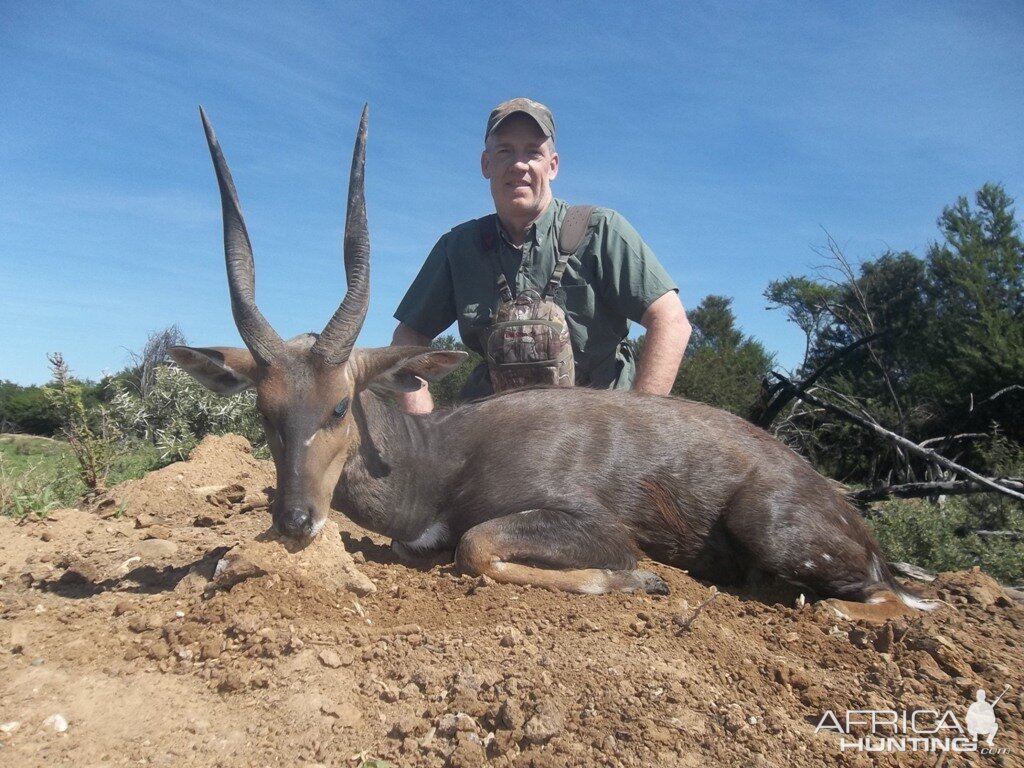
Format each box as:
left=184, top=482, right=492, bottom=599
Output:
left=544, top=205, right=594, bottom=298
left=481, top=206, right=595, bottom=300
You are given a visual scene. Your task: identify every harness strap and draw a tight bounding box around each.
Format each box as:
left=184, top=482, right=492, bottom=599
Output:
left=544, top=205, right=594, bottom=298
left=480, top=206, right=595, bottom=300
left=478, top=214, right=514, bottom=302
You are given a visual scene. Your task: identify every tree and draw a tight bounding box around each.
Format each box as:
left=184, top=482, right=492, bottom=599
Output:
left=427, top=335, right=483, bottom=408
left=763, top=184, right=1023, bottom=484
left=925, top=184, right=1024, bottom=444
left=0, top=381, right=60, bottom=435
left=124, top=325, right=189, bottom=397
left=669, top=295, right=774, bottom=417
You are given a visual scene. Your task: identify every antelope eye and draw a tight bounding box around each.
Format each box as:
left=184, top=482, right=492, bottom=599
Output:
left=333, top=398, right=350, bottom=419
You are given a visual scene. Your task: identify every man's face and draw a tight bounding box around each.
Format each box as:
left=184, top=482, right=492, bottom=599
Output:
left=481, top=114, right=559, bottom=225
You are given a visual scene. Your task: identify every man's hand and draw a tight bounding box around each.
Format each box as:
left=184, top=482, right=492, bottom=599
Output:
left=634, top=292, right=690, bottom=395
left=391, top=323, right=436, bottom=414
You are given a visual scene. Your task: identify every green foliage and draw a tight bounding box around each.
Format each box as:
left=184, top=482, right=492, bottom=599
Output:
left=867, top=496, right=1024, bottom=586
left=43, top=353, right=117, bottom=490
left=108, top=364, right=264, bottom=462
left=669, top=295, right=774, bottom=417
left=427, top=334, right=483, bottom=408
left=925, top=183, right=1024, bottom=444
left=0, top=435, right=82, bottom=518
left=0, top=380, right=61, bottom=435
left=764, top=183, right=1024, bottom=484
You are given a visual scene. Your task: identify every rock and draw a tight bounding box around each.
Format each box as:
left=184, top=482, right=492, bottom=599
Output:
left=447, top=736, right=486, bottom=768
left=56, top=555, right=104, bottom=585
left=135, top=539, right=179, bottom=562
left=200, top=637, right=223, bottom=661
left=498, top=700, right=525, bottom=731
left=873, top=623, right=895, bottom=653
left=43, top=714, right=68, bottom=733
left=134, top=514, right=168, bottom=529
left=523, top=699, right=565, bottom=744
left=210, top=520, right=374, bottom=596
left=318, top=649, right=354, bottom=668
left=327, top=702, right=361, bottom=729
left=437, top=713, right=477, bottom=738
left=0, top=721, right=20, bottom=735
left=8, top=625, right=29, bottom=654
left=217, top=671, right=247, bottom=692
left=390, top=715, right=426, bottom=739
left=212, top=553, right=268, bottom=589
left=143, top=525, right=173, bottom=541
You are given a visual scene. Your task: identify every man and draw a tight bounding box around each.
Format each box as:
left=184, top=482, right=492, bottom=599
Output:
left=392, top=98, right=690, bottom=413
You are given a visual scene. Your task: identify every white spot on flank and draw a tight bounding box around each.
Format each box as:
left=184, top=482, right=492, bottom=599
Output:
left=822, top=554, right=833, bottom=563
left=802, top=560, right=815, bottom=570
left=304, top=432, right=318, bottom=447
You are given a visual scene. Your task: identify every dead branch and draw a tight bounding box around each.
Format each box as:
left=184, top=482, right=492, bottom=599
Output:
left=755, top=332, right=885, bottom=428
left=971, top=384, right=1023, bottom=413
left=852, top=478, right=1024, bottom=503
left=771, top=372, right=1024, bottom=503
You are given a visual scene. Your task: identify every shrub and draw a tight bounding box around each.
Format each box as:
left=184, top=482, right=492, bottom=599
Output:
left=108, top=364, right=264, bottom=462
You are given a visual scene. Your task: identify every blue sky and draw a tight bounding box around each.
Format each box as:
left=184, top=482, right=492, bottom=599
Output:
left=2, top=1, right=1022, bottom=385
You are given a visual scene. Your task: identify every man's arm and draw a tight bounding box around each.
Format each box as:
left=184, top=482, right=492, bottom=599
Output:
left=634, top=292, right=690, bottom=395
left=391, top=322, right=436, bottom=414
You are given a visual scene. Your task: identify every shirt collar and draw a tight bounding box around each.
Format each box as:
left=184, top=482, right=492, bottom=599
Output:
left=496, top=199, right=562, bottom=248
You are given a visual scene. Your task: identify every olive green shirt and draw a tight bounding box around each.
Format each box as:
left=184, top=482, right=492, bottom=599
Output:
left=394, top=198, right=677, bottom=399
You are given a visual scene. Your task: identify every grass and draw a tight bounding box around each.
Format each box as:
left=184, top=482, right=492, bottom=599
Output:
left=0, top=433, right=161, bottom=518
left=0, top=434, right=76, bottom=517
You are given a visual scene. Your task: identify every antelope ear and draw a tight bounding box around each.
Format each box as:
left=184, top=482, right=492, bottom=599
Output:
left=357, top=348, right=468, bottom=396
left=168, top=346, right=257, bottom=395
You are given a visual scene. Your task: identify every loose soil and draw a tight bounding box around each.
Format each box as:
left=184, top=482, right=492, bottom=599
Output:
left=1, top=435, right=1021, bottom=767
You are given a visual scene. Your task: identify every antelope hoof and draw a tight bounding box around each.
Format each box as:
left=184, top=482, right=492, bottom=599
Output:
left=636, top=570, right=670, bottom=596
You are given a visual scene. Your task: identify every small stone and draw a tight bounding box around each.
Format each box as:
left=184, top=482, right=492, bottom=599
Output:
left=318, top=649, right=344, bottom=668
left=200, top=637, right=223, bottom=661
left=31, top=657, right=45, bottom=666
left=498, top=699, right=526, bottom=731
left=144, top=525, right=173, bottom=541
left=135, top=539, right=178, bottom=561
left=217, top=671, right=246, bottom=693
left=0, top=721, right=20, bottom=734
left=40, top=532, right=53, bottom=542
left=43, top=714, right=69, bottom=733
left=113, top=600, right=133, bottom=617
left=329, top=702, right=361, bottom=729
left=523, top=700, right=565, bottom=744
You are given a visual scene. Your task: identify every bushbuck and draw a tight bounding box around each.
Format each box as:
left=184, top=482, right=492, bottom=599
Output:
left=171, top=107, right=933, bottom=620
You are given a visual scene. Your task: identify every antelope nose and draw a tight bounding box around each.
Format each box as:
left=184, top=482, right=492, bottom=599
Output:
left=277, top=505, right=315, bottom=539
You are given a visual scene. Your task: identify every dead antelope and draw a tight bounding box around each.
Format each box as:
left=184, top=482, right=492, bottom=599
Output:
left=172, top=107, right=934, bottom=620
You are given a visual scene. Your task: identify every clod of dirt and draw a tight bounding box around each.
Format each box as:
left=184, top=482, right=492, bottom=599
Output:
left=210, top=519, right=375, bottom=597
left=523, top=699, right=565, bottom=744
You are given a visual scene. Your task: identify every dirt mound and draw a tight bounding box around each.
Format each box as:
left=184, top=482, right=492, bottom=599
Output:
left=1, top=435, right=1022, bottom=767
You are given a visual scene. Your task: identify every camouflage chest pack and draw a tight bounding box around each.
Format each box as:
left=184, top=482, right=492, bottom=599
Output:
left=480, top=206, right=594, bottom=393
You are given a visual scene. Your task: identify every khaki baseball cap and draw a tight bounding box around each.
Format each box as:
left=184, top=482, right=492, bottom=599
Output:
left=485, top=98, right=555, bottom=142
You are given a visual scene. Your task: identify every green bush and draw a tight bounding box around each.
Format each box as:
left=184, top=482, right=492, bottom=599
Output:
left=108, top=364, right=264, bottom=462
left=867, top=495, right=1024, bottom=586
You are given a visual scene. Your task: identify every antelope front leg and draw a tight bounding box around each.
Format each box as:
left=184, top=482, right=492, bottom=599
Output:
left=454, top=509, right=668, bottom=595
